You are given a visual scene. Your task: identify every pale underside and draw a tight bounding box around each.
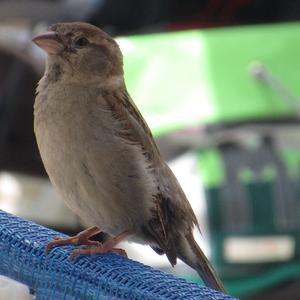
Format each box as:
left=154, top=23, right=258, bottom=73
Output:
left=35, top=82, right=160, bottom=243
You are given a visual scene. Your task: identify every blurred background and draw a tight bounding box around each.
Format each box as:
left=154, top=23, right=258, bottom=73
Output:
left=0, top=0, right=300, bottom=299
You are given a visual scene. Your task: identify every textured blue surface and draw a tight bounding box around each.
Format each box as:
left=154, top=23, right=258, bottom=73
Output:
left=0, top=210, right=236, bottom=299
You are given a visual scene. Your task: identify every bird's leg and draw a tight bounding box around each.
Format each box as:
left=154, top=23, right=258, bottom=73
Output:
left=45, top=226, right=101, bottom=255
left=70, top=230, right=130, bottom=260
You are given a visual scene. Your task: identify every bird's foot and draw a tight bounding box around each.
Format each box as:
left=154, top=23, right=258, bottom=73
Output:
left=70, top=231, right=129, bottom=260
left=70, top=246, right=127, bottom=260
left=45, top=226, right=101, bottom=255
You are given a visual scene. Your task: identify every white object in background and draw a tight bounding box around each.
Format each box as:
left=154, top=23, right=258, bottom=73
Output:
left=224, top=236, right=296, bottom=263
left=0, top=172, right=80, bottom=229
left=0, top=276, right=32, bottom=300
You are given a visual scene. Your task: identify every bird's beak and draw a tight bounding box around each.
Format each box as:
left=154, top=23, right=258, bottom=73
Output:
left=32, top=31, right=63, bottom=55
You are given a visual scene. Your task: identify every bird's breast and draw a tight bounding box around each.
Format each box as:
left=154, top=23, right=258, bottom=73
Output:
left=34, top=84, right=157, bottom=235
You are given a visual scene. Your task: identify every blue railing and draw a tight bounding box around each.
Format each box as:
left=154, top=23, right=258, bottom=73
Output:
left=0, top=210, right=235, bottom=299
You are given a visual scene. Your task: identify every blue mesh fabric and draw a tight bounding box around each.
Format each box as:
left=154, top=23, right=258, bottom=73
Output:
left=0, top=210, right=237, bottom=300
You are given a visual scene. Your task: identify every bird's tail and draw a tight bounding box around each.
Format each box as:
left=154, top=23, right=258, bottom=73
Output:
left=177, top=231, right=226, bottom=293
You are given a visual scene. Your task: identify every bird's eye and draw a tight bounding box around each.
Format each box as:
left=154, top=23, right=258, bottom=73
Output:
left=75, top=37, right=89, bottom=47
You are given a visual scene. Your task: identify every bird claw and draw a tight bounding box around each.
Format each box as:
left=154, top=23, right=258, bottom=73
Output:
left=69, top=245, right=128, bottom=260
left=45, top=237, right=65, bottom=255
left=45, top=238, right=102, bottom=255
left=45, top=228, right=129, bottom=261
left=110, top=248, right=127, bottom=257
left=45, top=226, right=102, bottom=255
left=69, top=248, right=82, bottom=261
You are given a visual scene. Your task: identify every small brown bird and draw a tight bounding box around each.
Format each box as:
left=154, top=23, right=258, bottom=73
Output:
left=32, top=22, right=226, bottom=292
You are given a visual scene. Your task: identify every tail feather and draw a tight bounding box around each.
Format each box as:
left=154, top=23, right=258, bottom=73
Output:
left=177, top=231, right=227, bottom=293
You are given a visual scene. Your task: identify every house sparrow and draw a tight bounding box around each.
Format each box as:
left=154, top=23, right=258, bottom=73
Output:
left=32, top=22, right=226, bottom=293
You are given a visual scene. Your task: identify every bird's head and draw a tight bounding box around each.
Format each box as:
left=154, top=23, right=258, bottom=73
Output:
left=32, top=22, right=123, bottom=84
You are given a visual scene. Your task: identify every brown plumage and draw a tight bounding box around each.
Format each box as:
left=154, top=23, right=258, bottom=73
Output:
left=32, top=22, right=226, bottom=293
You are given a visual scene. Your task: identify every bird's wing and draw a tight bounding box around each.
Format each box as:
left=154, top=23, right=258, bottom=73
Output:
left=101, top=89, right=197, bottom=265
left=102, top=89, right=160, bottom=157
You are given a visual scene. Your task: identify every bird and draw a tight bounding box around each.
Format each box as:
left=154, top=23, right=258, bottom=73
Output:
left=32, top=22, right=226, bottom=293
